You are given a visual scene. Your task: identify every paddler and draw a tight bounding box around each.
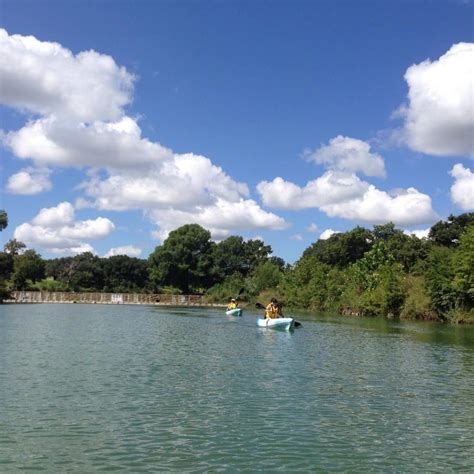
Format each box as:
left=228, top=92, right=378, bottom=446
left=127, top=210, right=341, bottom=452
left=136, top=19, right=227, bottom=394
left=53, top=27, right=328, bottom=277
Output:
left=227, top=298, right=238, bottom=311
left=265, top=298, right=282, bottom=319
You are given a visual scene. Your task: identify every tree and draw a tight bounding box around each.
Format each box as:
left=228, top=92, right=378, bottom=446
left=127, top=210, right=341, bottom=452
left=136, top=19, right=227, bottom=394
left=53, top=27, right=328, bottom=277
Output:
left=0, top=210, right=7, bottom=232
left=0, top=252, right=14, bottom=280
left=424, top=246, right=456, bottom=319
left=452, top=225, right=474, bottom=309
left=11, top=249, right=45, bottom=289
left=212, top=236, right=249, bottom=280
left=4, top=239, right=26, bottom=255
left=302, top=226, right=373, bottom=267
left=149, top=224, right=216, bottom=293
left=102, top=255, right=150, bottom=292
left=429, top=213, right=474, bottom=247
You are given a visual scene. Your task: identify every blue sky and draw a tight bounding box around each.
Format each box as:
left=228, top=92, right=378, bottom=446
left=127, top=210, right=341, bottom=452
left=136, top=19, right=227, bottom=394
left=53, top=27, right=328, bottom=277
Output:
left=0, top=0, right=473, bottom=262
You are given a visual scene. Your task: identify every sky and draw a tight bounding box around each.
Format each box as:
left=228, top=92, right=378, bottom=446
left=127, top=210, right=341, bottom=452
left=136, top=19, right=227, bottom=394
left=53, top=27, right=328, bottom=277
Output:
left=0, top=0, right=473, bottom=263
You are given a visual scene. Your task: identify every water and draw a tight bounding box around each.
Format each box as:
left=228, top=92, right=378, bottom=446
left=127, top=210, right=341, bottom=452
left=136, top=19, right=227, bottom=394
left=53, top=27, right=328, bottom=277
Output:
left=1, top=304, right=473, bottom=472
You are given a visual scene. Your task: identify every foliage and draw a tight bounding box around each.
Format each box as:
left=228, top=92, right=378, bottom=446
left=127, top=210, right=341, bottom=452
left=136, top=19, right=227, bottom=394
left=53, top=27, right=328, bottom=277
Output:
left=4, top=239, right=27, bottom=255
left=451, top=225, right=474, bottom=309
left=424, top=246, right=457, bottom=320
left=429, top=213, right=474, bottom=247
left=245, top=261, right=282, bottom=295
left=400, top=276, right=437, bottom=321
left=45, top=252, right=104, bottom=291
left=102, top=255, right=150, bottom=292
left=302, top=226, right=373, bottom=267
left=11, top=250, right=46, bottom=290
left=149, top=224, right=216, bottom=293
left=0, top=210, right=7, bottom=232
left=205, top=273, right=245, bottom=303
left=32, top=278, right=69, bottom=292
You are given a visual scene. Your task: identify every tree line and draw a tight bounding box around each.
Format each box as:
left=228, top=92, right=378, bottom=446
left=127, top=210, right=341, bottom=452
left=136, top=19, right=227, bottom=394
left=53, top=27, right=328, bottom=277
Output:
left=0, top=210, right=472, bottom=323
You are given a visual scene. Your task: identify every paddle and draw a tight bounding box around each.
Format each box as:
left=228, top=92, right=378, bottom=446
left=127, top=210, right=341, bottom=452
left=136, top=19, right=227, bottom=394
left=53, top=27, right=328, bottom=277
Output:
left=255, top=302, right=302, bottom=327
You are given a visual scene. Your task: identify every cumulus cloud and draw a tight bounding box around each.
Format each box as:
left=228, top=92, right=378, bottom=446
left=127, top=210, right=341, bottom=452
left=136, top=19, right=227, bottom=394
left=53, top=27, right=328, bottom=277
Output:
left=6, top=167, right=52, bottom=194
left=14, top=201, right=115, bottom=254
left=148, top=198, right=287, bottom=241
left=399, top=43, right=474, bottom=158
left=306, top=223, right=319, bottom=233
left=304, top=136, right=386, bottom=177
left=319, top=229, right=340, bottom=240
left=0, top=28, right=134, bottom=122
left=32, top=201, right=74, bottom=227
left=321, top=186, right=438, bottom=226
left=5, top=116, right=172, bottom=170
left=104, top=245, right=142, bottom=258
left=1, top=29, right=286, bottom=239
left=450, top=164, right=474, bottom=210
left=257, top=171, right=369, bottom=210
left=258, top=137, right=438, bottom=227
left=80, top=153, right=249, bottom=211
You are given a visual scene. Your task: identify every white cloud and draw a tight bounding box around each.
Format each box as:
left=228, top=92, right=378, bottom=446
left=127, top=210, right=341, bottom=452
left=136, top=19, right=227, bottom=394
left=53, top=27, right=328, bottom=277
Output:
left=450, top=164, right=474, bottom=210
left=104, top=245, right=142, bottom=258
left=80, top=153, right=249, bottom=210
left=5, top=116, right=172, bottom=170
left=6, top=167, right=52, bottom=194
left=0, top=28, right=134, bottom=122
left=290, top=234, right=303, bottom=241
left=257, top=171, right=369, bottom=210
left=404, top=228, right=430, bottom=239
left=304, top=136, right=386, bottom=177
left=306, top=223, right=319, bottom=233
left=14, top=201, right=114, bottom=254
left=32, top=201, right=74, bottom=227
left=319, top=229, right=340, bottom=240
left=321, top=186, right=438, bottom=226
left=1, top=29, right=287, bottom=239
left=400, top=43, right=474, bottom=158
left=147, top=198, right=287, bottom=241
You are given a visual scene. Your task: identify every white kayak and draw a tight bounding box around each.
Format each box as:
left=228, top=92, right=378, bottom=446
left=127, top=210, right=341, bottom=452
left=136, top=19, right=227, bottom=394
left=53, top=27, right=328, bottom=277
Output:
left=256, top=317, right=295, bottom=331
left=226, top=308, right=243, bottom=317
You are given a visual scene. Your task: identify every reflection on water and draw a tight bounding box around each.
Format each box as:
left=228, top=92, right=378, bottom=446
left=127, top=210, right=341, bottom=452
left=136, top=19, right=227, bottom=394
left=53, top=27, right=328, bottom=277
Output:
left=0, top=304, right=473, bottom=471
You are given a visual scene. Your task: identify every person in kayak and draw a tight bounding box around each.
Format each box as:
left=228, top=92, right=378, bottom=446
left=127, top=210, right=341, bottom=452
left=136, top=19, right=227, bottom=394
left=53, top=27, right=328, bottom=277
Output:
left=265, top=298, right=283, bottom=319
left=227, top=298, right=238, bottom=311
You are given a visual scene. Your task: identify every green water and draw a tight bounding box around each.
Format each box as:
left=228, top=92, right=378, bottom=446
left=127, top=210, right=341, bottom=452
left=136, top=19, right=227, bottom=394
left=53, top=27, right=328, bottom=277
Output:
left=0, top=304, right=473, bottom=472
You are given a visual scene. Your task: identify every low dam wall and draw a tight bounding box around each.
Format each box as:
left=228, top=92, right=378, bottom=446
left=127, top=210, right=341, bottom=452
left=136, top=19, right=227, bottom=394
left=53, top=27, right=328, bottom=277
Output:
left=6, top=291, right=216, bottom=306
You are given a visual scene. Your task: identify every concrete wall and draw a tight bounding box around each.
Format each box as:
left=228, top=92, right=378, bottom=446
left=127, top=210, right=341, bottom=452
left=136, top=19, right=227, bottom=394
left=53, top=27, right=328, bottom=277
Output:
left=7, top=291, right=209, bottom=306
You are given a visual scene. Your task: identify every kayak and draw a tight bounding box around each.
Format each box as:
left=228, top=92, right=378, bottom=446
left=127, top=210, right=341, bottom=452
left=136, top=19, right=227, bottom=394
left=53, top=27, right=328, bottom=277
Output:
left=256, top=317, right=295, bottom=331
left=226, top=308, right=243, bottom=317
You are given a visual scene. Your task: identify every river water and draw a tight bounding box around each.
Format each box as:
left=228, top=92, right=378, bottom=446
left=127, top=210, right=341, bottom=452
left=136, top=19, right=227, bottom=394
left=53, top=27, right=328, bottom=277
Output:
left=0, top=304, right=473, bottom=472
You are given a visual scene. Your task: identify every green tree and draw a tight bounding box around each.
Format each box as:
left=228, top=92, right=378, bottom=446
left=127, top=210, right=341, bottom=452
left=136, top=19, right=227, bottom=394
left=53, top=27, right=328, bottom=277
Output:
left=302, top=226, right=373, bottom=267
left=45, top=253, right=104, bottom=291
left=212, top=236, right=249, bottom=279
left=424, top=246, right=456, bottom=319
left=429, top=213, right=474, bottom=247
left=0, top=252, right=14, bottom=280
left=102, top=255, right=150, bottom=292
left=245, top=261, right=283, bottom=295
left=348, top=241, right=405, bottom=317
left=0, top=210, right=7, bottom=231
left=452, top=225, right=474, bottom=309
left=12, top=249, right=46, bottom=290
left=4, top=239, right=26, bottom=255
left=149, top=224, right=216, bottom=293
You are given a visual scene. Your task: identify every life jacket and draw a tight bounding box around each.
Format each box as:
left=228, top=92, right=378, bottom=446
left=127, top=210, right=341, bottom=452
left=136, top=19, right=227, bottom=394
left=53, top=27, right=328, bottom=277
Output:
left=228, top=302, right=237, bottom=310
left=265, top=303, right=279, bottom=319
